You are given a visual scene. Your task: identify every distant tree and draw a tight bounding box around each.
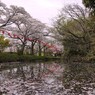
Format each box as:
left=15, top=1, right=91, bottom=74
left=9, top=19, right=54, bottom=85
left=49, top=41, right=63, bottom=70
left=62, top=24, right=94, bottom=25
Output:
left=28, top=20, right=45, bottom=55
left=0, top=36, right=9, bottom=52
left=5, top=5, right=32, bottom=54
left=0, top=1, right=50, bottom=55
left=5, top=5, right=46, bottom=55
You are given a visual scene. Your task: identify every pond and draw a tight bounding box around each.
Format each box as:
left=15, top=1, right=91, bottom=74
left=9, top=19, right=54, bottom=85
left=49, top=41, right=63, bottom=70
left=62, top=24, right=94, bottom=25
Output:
left=0, top=61, right=95, bottom=95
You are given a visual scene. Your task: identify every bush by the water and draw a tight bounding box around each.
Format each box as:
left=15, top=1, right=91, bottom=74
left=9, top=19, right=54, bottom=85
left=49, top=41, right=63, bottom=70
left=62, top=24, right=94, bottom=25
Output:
left=0, top=53, right=58, bottom=63
left=0, top=53, right=18, bottom=62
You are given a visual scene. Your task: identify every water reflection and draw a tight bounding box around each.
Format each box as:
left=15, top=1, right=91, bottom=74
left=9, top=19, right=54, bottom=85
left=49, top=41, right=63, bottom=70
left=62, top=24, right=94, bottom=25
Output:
left=1, top=62, right=95, bottom=95
left=0, top=61, right=64, bottom=95
left=63, top=62, right=95, bottom=95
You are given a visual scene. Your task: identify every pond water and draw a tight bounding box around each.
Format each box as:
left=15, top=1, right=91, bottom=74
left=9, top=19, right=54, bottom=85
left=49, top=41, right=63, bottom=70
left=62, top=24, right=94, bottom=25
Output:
left=0, top=61, right=95, bottom=95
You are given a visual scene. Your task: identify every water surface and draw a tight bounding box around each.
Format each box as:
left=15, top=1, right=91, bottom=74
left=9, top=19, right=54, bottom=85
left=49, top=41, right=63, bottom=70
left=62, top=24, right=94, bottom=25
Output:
left=0, top=62, right=95, bottom=95
left=0, top=61, right=64, bottom=95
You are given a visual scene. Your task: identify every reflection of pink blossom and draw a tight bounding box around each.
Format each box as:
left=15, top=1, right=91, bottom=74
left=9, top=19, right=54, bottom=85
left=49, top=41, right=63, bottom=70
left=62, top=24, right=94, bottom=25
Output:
left=42, top=63, right=62, bottom=78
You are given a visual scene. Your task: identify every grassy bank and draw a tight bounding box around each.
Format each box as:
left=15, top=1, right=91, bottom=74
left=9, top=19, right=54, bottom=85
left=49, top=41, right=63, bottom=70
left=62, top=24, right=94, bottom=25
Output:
left=0, top=53, right=59, bottom=63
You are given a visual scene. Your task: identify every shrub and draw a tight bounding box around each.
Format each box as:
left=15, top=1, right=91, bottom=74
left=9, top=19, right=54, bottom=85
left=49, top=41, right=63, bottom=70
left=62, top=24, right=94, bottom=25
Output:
left=0, top=53, right=18, bottom=62
left=0, top=53, right=59, bottom=63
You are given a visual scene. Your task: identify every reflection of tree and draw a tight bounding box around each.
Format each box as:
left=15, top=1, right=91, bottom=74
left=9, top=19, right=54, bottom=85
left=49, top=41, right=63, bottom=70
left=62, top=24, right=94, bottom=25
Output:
left=16, top=64, right=26, bottom=81
left=30, top=66, right=34, bottom=79
left=17, top=66, right=21, bottom=75
left=7, top=68, right=13, bottom=78
left=42, top=63, right=63, bottom=81
left=63, top=63, right=95, bottom=94
left=37, top=63, right=42, bottom=80
left=20, top=66, right=26, bottom=81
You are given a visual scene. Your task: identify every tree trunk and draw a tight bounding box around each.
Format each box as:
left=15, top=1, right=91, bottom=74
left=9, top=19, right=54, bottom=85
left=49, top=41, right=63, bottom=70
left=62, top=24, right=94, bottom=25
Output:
left=30, top=66, right=34, bottom=79
left=21, top=45, right=25, bottom=54
left=19, top=43, right=25, bottom=55
left=43, top=46, right=47, bottom=56
left=38, top=42, right=42, bottom=56
left=30, top=41, right=35, bottom=55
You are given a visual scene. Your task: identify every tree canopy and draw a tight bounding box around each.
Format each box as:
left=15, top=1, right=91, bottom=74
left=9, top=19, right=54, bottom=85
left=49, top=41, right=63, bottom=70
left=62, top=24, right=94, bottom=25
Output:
left=0, top=36, right=9, bottom=52
left=0, top=1, right=60, bottom=55
left=52, top=4, right=95, bottom=62
left=83, top=0, right=95, bottom=15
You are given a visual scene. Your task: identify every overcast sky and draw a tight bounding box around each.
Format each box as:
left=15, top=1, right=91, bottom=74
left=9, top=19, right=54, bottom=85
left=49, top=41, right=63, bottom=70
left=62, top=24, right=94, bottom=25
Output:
left=2, top=0, right=83, bottom=25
